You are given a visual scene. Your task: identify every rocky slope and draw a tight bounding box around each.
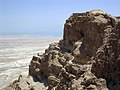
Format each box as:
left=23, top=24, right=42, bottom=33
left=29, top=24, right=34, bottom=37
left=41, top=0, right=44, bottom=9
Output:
left=3, top=10, right=120, bottom=90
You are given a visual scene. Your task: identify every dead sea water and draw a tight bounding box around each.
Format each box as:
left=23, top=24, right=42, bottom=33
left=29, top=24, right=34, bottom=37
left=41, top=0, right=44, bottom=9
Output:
left=0, top=35, right=61, bottom=89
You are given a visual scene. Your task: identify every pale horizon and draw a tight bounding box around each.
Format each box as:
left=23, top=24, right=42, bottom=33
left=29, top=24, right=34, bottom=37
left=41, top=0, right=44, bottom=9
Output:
left=0, top=0, right=120, bottom=36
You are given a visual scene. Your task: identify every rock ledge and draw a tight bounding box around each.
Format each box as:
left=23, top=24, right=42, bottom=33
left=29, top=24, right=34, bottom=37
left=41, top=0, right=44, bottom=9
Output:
left=3, top=10, right=120, bottom=90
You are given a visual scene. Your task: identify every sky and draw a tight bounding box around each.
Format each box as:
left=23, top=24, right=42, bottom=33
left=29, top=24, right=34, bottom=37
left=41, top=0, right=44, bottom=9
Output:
left=0, top=0, right=120, bottom=36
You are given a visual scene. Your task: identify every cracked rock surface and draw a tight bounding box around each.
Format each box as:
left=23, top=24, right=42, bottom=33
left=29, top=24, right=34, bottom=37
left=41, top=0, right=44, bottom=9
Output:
left=3, top=10, right=120, bottom=90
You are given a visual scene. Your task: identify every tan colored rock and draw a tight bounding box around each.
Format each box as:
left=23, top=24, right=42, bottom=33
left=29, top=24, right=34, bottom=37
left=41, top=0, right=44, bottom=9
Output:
left=3, top=74, right=47, bottom=90
left=49, top=58, right=63, bottom=76
left=89, top=9, right=106, bottom=15
left=48, top=76, right=60, bottom=87
left=4, top=10, right=120, bottom=90
left=29, top=10, right=120, bottom=90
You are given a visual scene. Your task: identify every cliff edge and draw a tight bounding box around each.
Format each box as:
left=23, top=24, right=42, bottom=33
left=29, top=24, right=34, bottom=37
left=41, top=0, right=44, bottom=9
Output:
left=3, top=10, right=120, bottom=90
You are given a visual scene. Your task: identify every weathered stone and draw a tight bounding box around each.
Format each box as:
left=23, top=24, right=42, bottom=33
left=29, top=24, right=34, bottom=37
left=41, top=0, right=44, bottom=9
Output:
left=4, top=10, right=120, bottom=90
left=68, top=74, right=76, bottom=80
left=49, top=59, right=63, bottom=75
left=3, top=74, right=47, bottom=90
left=48, top=76, right=60, bottom=87
left=58, top=57, right=67, bottom=66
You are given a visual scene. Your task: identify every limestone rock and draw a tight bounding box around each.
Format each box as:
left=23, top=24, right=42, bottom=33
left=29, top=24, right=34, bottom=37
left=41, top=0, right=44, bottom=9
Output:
left=3, top=10, right=120, bottom=90
left=3, top=74, right=47, bottom=90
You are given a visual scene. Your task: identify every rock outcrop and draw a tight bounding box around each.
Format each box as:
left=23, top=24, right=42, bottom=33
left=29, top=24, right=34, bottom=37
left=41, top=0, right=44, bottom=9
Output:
left=3, top=10, right=120, bottom=90
left=3, top=73, right=47, bottom=90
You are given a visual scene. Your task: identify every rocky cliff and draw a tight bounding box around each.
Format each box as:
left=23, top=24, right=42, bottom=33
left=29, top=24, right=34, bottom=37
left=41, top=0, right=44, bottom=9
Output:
left=3, top=10, right=120, bottom=90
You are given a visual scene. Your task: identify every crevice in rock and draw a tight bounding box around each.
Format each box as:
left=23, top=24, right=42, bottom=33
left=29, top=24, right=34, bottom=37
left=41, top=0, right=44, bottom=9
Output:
left=3, top=9, right=120, bottom=90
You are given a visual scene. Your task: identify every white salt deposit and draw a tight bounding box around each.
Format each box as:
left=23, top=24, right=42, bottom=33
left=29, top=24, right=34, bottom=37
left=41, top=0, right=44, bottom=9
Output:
left=0, top=35, right=61, bottom=89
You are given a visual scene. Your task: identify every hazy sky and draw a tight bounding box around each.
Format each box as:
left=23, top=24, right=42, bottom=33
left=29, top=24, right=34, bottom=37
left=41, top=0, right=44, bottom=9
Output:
left=0, top=0, right=120, bottom=36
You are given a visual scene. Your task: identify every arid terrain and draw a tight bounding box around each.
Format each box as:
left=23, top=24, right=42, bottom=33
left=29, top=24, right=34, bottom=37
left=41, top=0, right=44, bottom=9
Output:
left=3, top=10, right=120, bottom=90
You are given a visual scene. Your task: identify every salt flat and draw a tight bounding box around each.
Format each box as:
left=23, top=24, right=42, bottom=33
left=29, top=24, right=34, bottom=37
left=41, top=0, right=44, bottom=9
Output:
left=0, top=35, right=61, bottom=89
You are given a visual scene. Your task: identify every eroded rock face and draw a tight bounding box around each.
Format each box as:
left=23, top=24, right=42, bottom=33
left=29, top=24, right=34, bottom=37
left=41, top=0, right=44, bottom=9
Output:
left=4, top=10, right=120, bottom=90
left=3, top=74, right=47, bottom=90
left=91, top=13, right=120, bottom=90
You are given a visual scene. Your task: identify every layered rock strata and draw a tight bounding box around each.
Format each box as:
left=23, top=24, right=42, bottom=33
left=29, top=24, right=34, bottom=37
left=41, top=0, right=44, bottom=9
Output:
left=3, top=10, right=120, bottom=90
